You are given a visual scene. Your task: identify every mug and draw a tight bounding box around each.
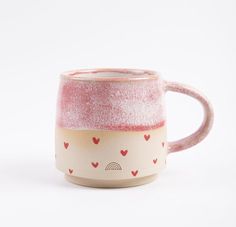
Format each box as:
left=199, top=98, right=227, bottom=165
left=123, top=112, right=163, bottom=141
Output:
left=55, top=68, right=214, bottom=187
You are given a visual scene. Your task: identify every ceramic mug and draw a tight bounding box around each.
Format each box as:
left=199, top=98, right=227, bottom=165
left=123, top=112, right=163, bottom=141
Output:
left=55, top=68, right=214, bottom=187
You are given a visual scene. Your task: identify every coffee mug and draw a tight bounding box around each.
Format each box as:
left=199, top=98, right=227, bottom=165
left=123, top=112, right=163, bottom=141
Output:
left=55, top=68, right=214, bottom=187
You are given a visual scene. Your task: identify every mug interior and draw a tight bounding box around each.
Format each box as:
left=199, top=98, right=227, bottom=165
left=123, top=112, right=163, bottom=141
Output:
left=61, top=68, right=159, bottom=81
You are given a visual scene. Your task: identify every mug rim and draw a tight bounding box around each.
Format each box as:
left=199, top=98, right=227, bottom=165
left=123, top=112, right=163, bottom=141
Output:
left=61, top=68, right=161, bottom=81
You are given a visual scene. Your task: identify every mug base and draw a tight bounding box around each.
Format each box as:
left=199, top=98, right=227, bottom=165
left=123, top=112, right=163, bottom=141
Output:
left=64, top=174, right=158, bottom=188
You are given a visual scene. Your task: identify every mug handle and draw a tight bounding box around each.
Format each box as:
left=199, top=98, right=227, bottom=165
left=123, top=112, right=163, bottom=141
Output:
left=164, top=81, right=214, bottom=153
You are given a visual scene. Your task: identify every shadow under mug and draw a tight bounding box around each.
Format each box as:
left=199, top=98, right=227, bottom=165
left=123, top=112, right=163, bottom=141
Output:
left=55, top=68, right=214, bottom=188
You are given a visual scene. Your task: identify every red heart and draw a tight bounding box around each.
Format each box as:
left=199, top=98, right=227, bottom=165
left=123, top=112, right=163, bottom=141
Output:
left=68, top=169, right=73, bottom=174
left=91, top=162, right=99, bottom=168
left=153, top=158, right=157, bottom=164
left=131, top=170, right=138, bottom=177
left=92, top=137, right=100, bottom=144
left=162, top=142, right=165, bottom=147
left=120, top=150, right=128, bottom=156
left=64, top=142, right=69, bottom=149
left=144, top=134, right=150, bottom=141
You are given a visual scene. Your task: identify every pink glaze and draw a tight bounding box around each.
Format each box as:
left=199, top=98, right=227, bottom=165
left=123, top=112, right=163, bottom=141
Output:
left=56, top=68, right=214, bottom=153
left=57, top=69, right=165, bottom=131
left=165, top=81, right=214, bottom=153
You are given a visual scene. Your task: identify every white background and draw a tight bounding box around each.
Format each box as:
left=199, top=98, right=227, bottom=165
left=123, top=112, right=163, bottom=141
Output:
left=0, top=0, right=235, bottom=226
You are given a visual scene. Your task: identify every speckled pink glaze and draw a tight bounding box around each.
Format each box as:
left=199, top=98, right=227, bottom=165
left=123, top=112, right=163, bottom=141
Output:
left=165, top=81, right=214, bottom=152
left=57, top=69, right=165, bottom=131
left=56, top=68, right=214, bottom=153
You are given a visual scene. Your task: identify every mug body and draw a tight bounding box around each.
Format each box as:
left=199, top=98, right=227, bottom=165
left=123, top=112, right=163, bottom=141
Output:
left=55, top=69, right=167, bottom=187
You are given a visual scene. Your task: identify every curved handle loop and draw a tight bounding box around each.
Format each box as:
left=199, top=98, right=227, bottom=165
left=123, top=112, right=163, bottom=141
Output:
left=164, top=81, right=214, bottom=153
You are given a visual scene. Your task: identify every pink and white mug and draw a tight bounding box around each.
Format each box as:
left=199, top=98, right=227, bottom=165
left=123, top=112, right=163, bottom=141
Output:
left=55, top=68, right=214, bottom=187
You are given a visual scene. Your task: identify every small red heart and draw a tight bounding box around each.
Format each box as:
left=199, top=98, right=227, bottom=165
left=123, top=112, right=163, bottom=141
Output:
left=144, top=134, right=150, bottom=141
left=153, top=158, right=157, bottom=164
left=131, top=170, right=138, bottom=177
left=91, top=162, right=99, bottom=168
left=162, top=142, right=165, bottom=147
left=120, top=150, right=128, bottom=156
left=92, top=137, right=100, bottom=144
left=68, top=169, right=73, bottom=174
left=64, top=142, right=69, bottom=149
